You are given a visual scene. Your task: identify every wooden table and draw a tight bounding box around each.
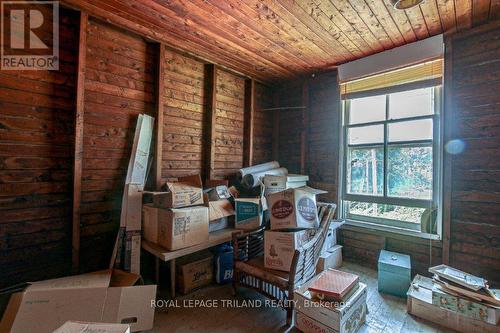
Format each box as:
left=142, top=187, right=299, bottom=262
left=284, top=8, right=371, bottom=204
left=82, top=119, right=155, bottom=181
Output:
left=141, top=228, right=241, bottom=297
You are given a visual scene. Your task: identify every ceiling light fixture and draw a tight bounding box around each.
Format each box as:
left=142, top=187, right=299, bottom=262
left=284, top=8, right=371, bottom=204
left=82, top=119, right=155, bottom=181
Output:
left=389, top=0, right=424, bottom=10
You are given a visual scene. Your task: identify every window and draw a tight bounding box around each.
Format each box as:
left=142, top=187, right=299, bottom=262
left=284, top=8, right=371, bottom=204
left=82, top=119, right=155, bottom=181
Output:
left=340, top=86, right=442, bottom=237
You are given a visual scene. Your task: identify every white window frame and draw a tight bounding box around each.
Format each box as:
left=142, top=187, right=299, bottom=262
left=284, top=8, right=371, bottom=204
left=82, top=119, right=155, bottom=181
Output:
left=338, top=84, right=443, bottom=240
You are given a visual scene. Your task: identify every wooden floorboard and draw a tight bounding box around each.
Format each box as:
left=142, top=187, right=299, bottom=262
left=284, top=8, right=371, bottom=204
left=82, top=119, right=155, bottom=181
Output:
left=150, top=261, right=454, bottom=333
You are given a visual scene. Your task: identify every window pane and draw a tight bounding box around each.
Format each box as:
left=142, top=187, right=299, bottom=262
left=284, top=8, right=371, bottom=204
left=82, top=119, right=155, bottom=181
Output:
left=388, top=146, right=433, bottom=200
left=389, top=87, right=433, bottom=119
left=348, top=125, right=384, bottom=145
left=349, top=95, right=386, bottom=124
left=388, top=119, right=433, bottom=142
left=347, top=147, right=383, bottom=195
left=346, top=201, right=426, bottom=224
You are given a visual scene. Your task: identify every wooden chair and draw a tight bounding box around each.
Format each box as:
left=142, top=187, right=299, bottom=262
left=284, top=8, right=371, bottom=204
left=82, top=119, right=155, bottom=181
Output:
left=231, top=202, right=337, bottom=326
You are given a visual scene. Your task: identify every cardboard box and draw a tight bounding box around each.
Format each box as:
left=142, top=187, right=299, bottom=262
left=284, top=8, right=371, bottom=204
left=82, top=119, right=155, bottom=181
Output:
left=158, top=206, right=209, bottom=251
left=268, top=186, right=326, bottom=230
left=295, top=306, right=366, bottom=333
left=0, top=270, right=156, bottom=333
left=142, top=203, right=158, bottom=244
left=53, top=321, right=130, bottom=333
left=316, top=245, right=343, bottom=274
left=408, top=275, right=499, bottom=333
left=235, top=197, right=265, bottom=230
left=432, top=285, right=500, bottom=325
left=177, top=252, right=213, bottom=294
left=263, top=174, right=309, bottom=197
left=205, top=196, right=234, bottom=232
left=295, top=274, right=367, bottom=331
left=205, top=185, right=232, bottom=201
left=154, top=175, right=204, bottom=208
left=264, top=230, right=315, bottom=272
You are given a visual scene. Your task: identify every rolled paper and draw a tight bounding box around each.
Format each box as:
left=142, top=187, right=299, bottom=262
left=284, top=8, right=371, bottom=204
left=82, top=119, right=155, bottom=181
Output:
left=242, top=167, right=288, bottom=189
left=238, top=161, right=280, bottom=179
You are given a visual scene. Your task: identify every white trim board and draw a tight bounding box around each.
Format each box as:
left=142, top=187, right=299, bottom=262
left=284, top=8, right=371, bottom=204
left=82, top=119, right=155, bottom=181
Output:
left=339, top=34, right=443, bottom=82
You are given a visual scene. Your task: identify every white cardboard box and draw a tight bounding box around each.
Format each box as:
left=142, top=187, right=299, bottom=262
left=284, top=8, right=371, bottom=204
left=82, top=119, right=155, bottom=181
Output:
left=295, top=274, right=367, bottom=331
left=263, top=174, right=309, bottom=197
left=53, top=321, right=130, bottom=333
left=295, top=304, right=366, bottom=333
left=0, top=270, right=156, bottom=333
left=153, top=174, right=204, bottom=208
left=268, top=186, right=326, bottom=230
left=316, top=245, right=343, bottom=274
left=264, top=229, right=315, bottom=272
left=158, top=206, right=209, bottom=250
left=142, top=203, right=159, bottom=244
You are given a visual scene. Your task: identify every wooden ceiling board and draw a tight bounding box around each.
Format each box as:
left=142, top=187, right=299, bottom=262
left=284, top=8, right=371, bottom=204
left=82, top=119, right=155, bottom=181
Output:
left=62, top=0, right=499, bottom=83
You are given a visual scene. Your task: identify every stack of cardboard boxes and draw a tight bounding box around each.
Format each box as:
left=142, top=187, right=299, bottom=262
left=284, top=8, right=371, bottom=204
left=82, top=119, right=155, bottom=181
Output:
left=294, top=269, right=368, bottom=333
left=142, top=175, right=209, bottom=251
left=264, top=186, right=326, bottom=272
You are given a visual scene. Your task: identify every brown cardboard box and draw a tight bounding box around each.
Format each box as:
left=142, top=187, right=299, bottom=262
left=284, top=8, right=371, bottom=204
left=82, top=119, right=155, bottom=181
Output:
left=158, top=206, right=209, bottom=250
left=268, top=186, right=327, bottom=230
left=264, top=230, right=315, bottom=272
left=208, top=199, right=234, bottom=232
left=177, top=252, right=213, bottom=294
left=407, top=275, right=499, bottom=333
left=53, top=321, right=130, bottom=333
left=0, top=270, right=156, bottom=333
left=154, top=175, right=204, bottom=208
left=142, top=203, right=159, bottom=243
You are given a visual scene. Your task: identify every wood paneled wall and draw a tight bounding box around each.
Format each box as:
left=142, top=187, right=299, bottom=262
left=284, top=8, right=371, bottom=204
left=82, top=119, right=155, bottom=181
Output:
left=213, top=70, right=245, bottom=179
left=307, top=72, right=340, bottom=203
left=252, top=83, right=274, bottom=164
left=161, top=48, right=206, bottom=180
left=0, top=8, right=274, bottom=286
left=79, top=19, right=156, bottom=272
left=276, top=81, right=304, bottom=174
left=445, top=22, right=500, bottom=285
left=0, top=8, right=79, bottom=286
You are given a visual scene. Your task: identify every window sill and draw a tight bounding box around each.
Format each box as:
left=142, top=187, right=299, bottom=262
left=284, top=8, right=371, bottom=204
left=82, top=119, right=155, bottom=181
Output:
left=344, top=219, right=441, bottom=241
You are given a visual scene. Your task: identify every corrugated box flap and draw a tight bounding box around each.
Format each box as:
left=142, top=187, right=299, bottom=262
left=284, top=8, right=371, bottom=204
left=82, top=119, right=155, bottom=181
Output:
left=27, top=270, right=112, bottom=291
left=103, top=286, right=156, bottom=332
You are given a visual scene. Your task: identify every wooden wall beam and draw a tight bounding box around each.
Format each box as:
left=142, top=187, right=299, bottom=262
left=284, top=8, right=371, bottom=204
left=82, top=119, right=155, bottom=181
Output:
left=204, top=64, right=217, bottom=181
left=272, top=92, right=280, bottom=161
left=243, top=79, right=255, bottom=167
left=442, top=36, right=453, bottom=265
left=300, top=80, right=309, bottom=174
left=155, top=44, right=165, bottom=189
left=72, top=12, right=88, bottom=274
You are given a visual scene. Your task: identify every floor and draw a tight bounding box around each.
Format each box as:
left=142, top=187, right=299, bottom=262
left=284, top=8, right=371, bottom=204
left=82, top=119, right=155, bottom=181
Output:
left=151, top=262, right=454, bottom=333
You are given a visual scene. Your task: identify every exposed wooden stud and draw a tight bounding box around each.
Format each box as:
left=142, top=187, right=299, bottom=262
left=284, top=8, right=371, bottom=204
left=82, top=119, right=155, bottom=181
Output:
left=441, top=36, right=453, bottom=265
left=272, top=92, right=280, bottom=161
left=204, top=64, right=218, bottom=181
left=300, top=80, right=309, bottom=174
left=243, top=79, right=255, bottom=167
left=155, top=43, right=165, bottom=190
left=72, top=11, right=88, bottom=274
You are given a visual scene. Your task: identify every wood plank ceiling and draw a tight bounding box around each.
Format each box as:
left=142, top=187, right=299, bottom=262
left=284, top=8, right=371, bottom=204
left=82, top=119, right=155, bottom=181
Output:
left=63, top=0, right=499, bottom=83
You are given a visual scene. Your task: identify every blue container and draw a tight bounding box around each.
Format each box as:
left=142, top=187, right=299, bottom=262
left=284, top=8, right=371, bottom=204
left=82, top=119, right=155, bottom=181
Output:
left=213, top=243, right=233, bottom=284
left=378, top=250, right=411, bottom=297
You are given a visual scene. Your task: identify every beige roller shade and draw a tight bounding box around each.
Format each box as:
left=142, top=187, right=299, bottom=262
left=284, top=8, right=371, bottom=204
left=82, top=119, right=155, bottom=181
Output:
left=340, top=58, right=443, bottom=96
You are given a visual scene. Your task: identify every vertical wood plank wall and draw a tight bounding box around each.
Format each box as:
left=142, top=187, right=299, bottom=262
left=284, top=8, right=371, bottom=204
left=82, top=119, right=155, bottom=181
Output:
left=80, top=19, right=156, bottom=272
left=446, top=22, right=500, bottom=285
left=0, top=8, right=79, bottom=286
